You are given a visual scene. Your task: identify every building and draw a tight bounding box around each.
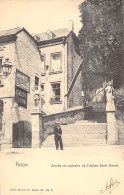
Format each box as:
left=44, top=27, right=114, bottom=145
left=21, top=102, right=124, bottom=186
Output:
left=0, top=27, right=42, bottom=148
left=0, top=25, right=83, bottom=148
left=36, top=27, right=82, bottom=114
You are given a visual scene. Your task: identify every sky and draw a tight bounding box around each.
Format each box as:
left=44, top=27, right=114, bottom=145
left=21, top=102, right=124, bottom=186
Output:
left=0, top=0, right=84, bottom=36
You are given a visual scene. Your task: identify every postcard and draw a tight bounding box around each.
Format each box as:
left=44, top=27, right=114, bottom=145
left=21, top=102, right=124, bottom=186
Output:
left=0, top=0, right=124, bottom=195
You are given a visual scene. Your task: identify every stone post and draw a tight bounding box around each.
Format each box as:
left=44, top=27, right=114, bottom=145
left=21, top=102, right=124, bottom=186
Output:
left=106, top=81, right=118, bottom=145
left=106, top=110, right=118, bottom=144
left=31, top=108, right=43, bottom=148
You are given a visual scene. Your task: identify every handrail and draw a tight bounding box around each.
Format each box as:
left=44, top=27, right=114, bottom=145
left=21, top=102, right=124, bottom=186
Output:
left=89, top=85, right=107, bottom=101
left=65, top=59, right=83, bottom=97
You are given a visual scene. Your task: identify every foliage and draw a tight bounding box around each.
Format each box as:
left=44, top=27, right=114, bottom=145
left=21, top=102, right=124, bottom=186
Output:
left=78, top=0, right=123, bottom=89
left=82, top=72, right=105, bottom=91
left=114, top=87, right=124, bottom=111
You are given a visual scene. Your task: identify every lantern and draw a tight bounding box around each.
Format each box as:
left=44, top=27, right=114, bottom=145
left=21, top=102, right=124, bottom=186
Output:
left=2, top=58, right=13, bottom=76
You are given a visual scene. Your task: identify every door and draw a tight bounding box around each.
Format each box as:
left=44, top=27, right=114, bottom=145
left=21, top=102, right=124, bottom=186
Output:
left=12, top=121, right=32, bottom=148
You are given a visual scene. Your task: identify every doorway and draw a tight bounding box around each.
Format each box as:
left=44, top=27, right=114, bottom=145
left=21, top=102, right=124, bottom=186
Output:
left=12, top=121, right=32, bottom=148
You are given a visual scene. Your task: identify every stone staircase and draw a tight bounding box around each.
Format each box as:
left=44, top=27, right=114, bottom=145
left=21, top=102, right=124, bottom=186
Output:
left=42, top=112, right=107, bottom=147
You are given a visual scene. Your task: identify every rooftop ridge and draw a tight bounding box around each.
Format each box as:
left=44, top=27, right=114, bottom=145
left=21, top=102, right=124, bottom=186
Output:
left=36, top=28, right=70, bottom=42
left=0, top=27, right=23, bottom=37
left=36, top=27, right=69, bottom=36
left=0, top=27, right=22, bottom=32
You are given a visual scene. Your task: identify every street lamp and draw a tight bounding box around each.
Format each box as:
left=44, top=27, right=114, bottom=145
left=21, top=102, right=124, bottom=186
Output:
left=0, top=58, right=13, bottom=78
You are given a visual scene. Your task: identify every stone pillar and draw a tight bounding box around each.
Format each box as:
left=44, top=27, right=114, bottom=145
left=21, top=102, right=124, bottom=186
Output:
left=2, top=98, right=13, bottom=148
left=106, top=81, right=118, bottom=145
left=31, top=108, right=43, bottom=148
left=106, top=110, right=118, bottom=144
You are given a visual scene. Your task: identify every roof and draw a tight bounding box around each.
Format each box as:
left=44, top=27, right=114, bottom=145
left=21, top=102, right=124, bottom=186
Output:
left=0, top=27, right=38, bottom=45
left=0, top=27, right=23, bottom=37
left=37, top=28, right=70, bottom=42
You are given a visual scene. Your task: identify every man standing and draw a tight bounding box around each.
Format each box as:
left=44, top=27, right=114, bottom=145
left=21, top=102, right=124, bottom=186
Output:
left=54, top=122, right=63, bottom=150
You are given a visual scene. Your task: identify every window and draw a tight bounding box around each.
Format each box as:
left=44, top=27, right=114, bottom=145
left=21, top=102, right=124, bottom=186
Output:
left=0, top=100, right=3, bottom=131
left=0, top=79, right=3, bottom=87
left=50, top=52, right=62, bottom=72
left=41, top=55, right=45, bottom=73
left=46, top=31, right=56, bottom=40
left=50, top=83, right=61, bottom=103
left=41, top=84, right=44, bottom=91
left=0, top=59, right=2, bottom=73
left=35, top=76, right=39, bottom=90
left=41, top=84, right=45, bottom=97
left=40, top=84, right=45, bottom=107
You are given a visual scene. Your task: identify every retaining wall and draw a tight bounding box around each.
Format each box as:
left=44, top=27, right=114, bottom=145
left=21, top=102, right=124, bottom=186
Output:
left=41, top=106, right=92, bottom=141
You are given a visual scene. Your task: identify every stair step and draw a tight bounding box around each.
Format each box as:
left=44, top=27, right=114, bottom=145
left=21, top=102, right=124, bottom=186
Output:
left=42, top=116, right=107, bottom=147
left=43, top=133, right=106, bottom=139
left=62, top=126, right=106, bottom=134
left=64, top=123, right=106, bottom=126
left=42, top=134, right=106, bottom=146
left=43, top=140, right=107, bottom=147
left=74, top=120, right=99, bottom=124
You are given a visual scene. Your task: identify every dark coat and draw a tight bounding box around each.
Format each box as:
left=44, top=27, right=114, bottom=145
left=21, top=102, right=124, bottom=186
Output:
left=54, top=125, right=62, bottom=137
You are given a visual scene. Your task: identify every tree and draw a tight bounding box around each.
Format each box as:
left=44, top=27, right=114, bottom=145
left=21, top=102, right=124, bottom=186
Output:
left=78, top=0, right=123, bottom=90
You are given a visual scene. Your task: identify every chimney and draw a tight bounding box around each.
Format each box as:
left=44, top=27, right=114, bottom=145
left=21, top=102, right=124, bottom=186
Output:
left=68, top=20, right=74, bottom=32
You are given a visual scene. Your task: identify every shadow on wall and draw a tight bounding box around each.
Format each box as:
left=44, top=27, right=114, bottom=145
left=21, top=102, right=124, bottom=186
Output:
left=12, top=121, right=32, bottom=148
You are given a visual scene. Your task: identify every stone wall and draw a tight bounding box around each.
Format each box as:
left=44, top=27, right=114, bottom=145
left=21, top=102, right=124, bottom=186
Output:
left=122, top=3, right=124, bottom=83
left=117, top=120, right=124, bottom=145
left=67, top=32, right=82, bottom=108
left=11, top=30, right=42, bottom=147
left=0, top=41, right=16, bottom=98
left=14, top=30, right=41, bottom=123
left=115, top=111, right=124, bottom=145
left=42, top=106, right=92, bottom=141
left=0, top=29, right=42, bottom=147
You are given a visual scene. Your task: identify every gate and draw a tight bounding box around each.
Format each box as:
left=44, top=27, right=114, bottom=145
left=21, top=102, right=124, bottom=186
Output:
left=12, top=121, right=32, bottom=148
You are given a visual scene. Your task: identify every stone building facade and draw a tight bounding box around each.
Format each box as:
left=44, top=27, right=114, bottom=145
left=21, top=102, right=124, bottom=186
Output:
left=0, top=26, right=83, bottom=148
left=36, top=28, right=82, bottom=114
left=0, top=27, right=42, bottom=148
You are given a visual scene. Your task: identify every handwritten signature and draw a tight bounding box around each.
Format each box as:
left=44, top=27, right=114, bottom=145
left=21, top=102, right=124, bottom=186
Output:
left=100, top=178, right=120, bottom=193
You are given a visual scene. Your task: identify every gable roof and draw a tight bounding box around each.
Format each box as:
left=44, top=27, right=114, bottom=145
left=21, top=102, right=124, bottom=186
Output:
left=0, top=27, right=23, bottom=37
left=37, top=28, right=70, bottom=42
left=0, top=27, right=38, bottom=45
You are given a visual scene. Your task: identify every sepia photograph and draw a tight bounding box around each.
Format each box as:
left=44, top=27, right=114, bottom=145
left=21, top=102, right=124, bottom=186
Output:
left=0, top=0, right=124, bottom=194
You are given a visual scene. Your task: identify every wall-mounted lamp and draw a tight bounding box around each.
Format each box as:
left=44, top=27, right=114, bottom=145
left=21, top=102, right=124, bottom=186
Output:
left=0, top=58, right=13, bottom=78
